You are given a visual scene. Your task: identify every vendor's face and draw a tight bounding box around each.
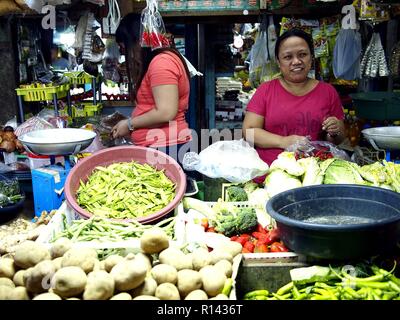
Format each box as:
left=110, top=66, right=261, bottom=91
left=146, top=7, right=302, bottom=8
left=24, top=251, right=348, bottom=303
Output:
left=277, top=36, right=312, bottom=83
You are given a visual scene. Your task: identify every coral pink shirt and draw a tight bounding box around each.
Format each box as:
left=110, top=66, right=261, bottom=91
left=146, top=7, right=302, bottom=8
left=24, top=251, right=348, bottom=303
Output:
left=246, top=78, right=344, bottom=167
left=131, top=51, right=191, bottom=147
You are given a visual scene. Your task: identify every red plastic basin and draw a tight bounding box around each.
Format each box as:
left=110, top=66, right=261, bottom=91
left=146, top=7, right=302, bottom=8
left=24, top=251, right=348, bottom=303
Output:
left=64, top=145, right=186, bottom=223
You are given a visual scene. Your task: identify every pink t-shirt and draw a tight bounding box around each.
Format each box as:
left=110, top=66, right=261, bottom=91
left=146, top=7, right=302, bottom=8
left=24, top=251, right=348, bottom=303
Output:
left=131, top=51, right=191, bottom=147
left=246, top=78, right=344, bottom=167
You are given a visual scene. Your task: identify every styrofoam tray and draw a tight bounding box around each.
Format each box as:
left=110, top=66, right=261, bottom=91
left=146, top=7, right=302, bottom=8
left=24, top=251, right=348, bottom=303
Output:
left=36, top=201, right=186, bottom=250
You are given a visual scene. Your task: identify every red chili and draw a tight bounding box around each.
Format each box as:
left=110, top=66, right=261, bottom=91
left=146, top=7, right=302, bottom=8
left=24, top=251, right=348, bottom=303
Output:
left=256, top=224, right=267, bottom=234
left=254, top=243, right=269, bottom=253
left=206, top=227, right=216, bottom=233
left=266, top=228, right=280, bottom=245
left=200, top=218, right=209, bottom=230
left=243, top=241, right=255, bottom=253
left=270, top=242, right=289, bottom=252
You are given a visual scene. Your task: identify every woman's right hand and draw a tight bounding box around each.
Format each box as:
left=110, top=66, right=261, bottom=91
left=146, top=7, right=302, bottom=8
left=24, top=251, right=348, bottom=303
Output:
left=282, top=135, right=308, bottom=149
left=111, top=119, right=130, bottom=139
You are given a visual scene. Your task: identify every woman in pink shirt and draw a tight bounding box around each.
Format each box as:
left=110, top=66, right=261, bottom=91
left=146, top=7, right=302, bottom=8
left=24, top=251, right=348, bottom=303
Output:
left=112, top=13, right=192, bottom=165
left=243, top=28, right=345, bottom=169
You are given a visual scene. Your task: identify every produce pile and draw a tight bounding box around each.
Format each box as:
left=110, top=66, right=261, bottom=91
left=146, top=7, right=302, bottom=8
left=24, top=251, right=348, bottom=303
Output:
left=76, top=161, right=176, bottom=219
left=264, top=151, right=400, bottom=198
left=244, top=263, right=400, bottom=300
left=0, top=126, right=24, bottom=153
left=51, top=214, right=176, bottom=243
left=0, top=210, right=56, bottom=256
left=0, top=178, right=24, bottom=208
left=0, top=228, right=240, bottom=300
left=182, top=197, right=288, bottom=254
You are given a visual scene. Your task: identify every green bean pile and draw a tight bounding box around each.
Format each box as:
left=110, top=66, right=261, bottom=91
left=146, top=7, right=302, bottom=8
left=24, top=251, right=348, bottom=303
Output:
left=76, top=161, right=176, bottom=219
left=52, top=215, right=176, bottom=243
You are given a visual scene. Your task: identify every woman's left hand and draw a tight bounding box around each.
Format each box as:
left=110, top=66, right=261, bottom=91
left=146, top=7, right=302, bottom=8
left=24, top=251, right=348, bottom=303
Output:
left=111, top=119, right=130, bottom=139
left=322, top=116, right=342, bottom=136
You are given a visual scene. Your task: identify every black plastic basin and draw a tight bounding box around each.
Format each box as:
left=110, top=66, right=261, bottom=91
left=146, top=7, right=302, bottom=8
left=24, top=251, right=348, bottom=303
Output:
left=266, top=184, right=400, bottom=260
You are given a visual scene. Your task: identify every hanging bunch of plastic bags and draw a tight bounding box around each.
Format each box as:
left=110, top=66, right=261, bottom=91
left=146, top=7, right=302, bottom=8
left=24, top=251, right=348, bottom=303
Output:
left=360, top=31, right=389, bottom=77
left=248, top=15, right=280, bottom=88
left=140, top=0, right=170, bottom=50
left=333, top=29, right=362, bottom=80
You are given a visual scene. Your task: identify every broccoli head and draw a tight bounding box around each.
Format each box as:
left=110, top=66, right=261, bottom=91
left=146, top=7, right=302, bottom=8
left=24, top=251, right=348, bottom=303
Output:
left=215, top=215, right=238, bottom=237
left=226, top=186, right=248, bottom=202
left=214, top=207, right=258, bottom=237
left=235, top=208, right=258, bottom=235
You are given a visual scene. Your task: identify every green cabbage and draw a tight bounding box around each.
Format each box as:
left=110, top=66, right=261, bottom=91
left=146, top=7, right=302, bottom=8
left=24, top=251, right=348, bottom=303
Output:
left=269, top=152, right=305, bottom=177
left=297, top=157, right=323, bottom=186
left=264, top=169, right=302, bottom=198
left=323, top=159, right=366, bottom=185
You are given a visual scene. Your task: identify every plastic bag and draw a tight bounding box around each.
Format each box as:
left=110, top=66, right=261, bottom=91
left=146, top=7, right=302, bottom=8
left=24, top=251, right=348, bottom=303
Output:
left=333, top=29, right=362, bottom=80
left=102, top=39, right=121, bottom=83
left=140, top=0, right=169, bottom=50
left=182, top=139, right=269, bottom=183
left=286, top=139, right=350, bottom=161
left=14, top=116, right=55, bottom=137
left=80, top=124, right=105, bottom=153
left=248, top=27, right=280, bottom=88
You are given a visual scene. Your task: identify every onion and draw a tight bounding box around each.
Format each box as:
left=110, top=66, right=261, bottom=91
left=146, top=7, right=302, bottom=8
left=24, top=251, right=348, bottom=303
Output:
left=0, top=140, right=16, bottom=153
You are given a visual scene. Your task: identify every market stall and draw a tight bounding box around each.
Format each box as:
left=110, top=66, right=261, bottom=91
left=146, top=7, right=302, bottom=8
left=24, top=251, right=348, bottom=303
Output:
left=0, top=0, right=400, bottom=302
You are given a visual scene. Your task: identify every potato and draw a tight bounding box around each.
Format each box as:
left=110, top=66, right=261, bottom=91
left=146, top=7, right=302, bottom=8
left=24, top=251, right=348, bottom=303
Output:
left=24, top=260, right=56, bottom=294
left=159, top=248, right=192, bottom=271
left=0, top=285, right=15, bottom=300
left=140, top=228, right=169, bottom=254
left=134, top=253, right=152, bottom=273
left=83, top=270, right=115, bottom=300
left=13, top=270, right=26, bottom=287
left=32, top=293, right=62, bottom=300
left=11, top=286, right=30, bottom=300
left=104, top=255, right=125, bottom=273
left=67, top=297, right=80, bottom=300
left=133, top=295, right=160, bottom=300
left=125, top=253, right=135, bottom=260
left=110, top=292, right=132, bottom=300
left=52, top=266, right=87, bottom=298
left=200, top=266, right=227, bottom=297
left=210, top=249, right=233, bottom=264
left=192, top=249, right=212, bottom=271
left=61, top=248, right=98, bottom=273
left=0, top=277, right=15, bottom=288
left=110, top=259, right=147, bottom=292
left=151, top=264, right=178, bottom=285
left=131, top=277, right=158, bottom=297
left=155, top=283, right=180, bottom=300
left=50, top=238, right=72, bottom=259
left=209, top=293, right=229, bottom=300
left=52, top=257, right=63, bottom=271
left=184, top=289, right=208, bottom=300
left=214, top=241, right=242, bottom=258
left=14, top=241, right=51, bottom=269
left=92, top=260, right=102, bottom=272
left=0, top=258, right=16, bottom=279
left=177, top=269, right=202, bottom=298
left=214, top=260, right=233, bottom=278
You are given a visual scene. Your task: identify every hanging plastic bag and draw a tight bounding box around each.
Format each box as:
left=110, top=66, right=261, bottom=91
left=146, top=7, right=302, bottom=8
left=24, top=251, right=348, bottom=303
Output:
left=248, top=22, right=280, bottom=88
left=182, top=139, right=269, bottom=183
left=140, top=0, right=169, bottom=50
left=333, top=28, right=362, bottom=80
left=102, top=38, right=121, bottom=83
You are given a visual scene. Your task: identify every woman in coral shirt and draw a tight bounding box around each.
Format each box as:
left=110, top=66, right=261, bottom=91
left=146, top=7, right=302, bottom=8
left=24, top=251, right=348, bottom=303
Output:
left=112, top=13, right=192, bottom=164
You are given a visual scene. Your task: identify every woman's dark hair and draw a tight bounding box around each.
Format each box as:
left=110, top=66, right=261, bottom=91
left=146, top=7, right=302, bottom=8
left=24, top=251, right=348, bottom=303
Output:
left=115, top=13, right=190, bottom=103
left=275, top=28, right=315, bottom=60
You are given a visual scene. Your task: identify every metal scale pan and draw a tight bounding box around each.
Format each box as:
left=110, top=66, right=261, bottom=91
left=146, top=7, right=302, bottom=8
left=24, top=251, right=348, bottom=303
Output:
left=18, top=128, right=97, bottom=156
left=361, top=126, right=400, bottom=151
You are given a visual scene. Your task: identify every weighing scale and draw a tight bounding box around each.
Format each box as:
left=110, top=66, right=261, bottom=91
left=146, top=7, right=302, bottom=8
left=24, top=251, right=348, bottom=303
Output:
left=18, top=128, right=96, bottom=216
left=361, top=126, right=400, bottom=164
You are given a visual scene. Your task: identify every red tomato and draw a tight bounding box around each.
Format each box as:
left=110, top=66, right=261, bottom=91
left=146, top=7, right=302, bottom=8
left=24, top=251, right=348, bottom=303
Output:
left=243, top=241, right=255, bottom=253
left=270, top=242, right=289, bottom=253
left=254, top=243, right=269, bottom=253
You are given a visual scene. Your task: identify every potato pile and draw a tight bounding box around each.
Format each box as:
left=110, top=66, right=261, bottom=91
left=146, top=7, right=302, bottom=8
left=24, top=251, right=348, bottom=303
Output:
left=0, top=228, right=241, bottom=300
